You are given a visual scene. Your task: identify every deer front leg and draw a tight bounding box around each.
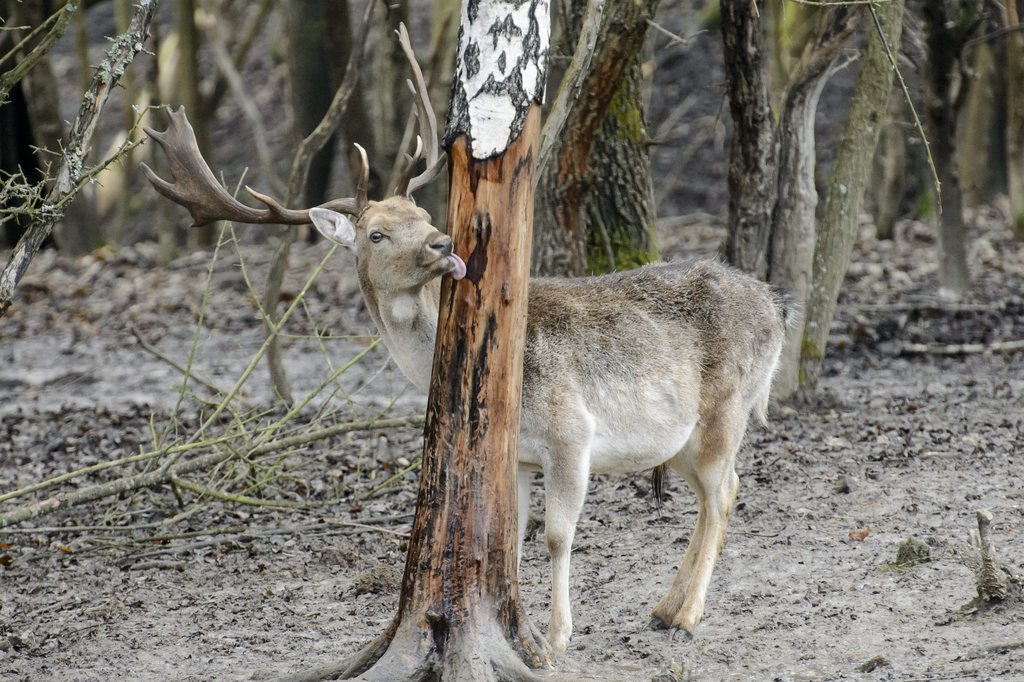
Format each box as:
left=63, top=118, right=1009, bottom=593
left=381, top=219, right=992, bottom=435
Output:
left=543, top=453, right=590, bottom=653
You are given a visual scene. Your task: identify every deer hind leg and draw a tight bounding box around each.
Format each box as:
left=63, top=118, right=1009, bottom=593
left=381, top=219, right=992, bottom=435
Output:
left=543, top=441, right=591, bottom=653
left=651, top=407, right=745, bottom=637
left=516, top=468, right=532, bottom=573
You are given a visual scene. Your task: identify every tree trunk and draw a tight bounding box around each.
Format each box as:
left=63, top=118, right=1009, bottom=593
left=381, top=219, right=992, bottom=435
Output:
left=720, top=0, right=777, bottom=279
left=582, top=58, right=658, bottom=273
left=532, top=0, right=658, bottom=277
left=286, top=0, right=341, bottom=210
left=960, top=42, right=997, bottom=210
left=174, top=0, right=212, bottom=248
left=377, top=1, right=412, bottom=195
left=870, top=90, right=907, bottom=240
left=766, top=6, right=861, bottom=401
left=922, top=0, right=983, bottom=297
left=798, top=0, right=905, bottom=396
left=1005, top=0, right=1024, bottom=237
left=289, top=4, right=552, bottom=679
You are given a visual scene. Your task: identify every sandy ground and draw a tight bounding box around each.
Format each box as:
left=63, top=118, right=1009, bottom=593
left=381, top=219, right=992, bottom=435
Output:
left=2, top=210, right=1023, bottom=681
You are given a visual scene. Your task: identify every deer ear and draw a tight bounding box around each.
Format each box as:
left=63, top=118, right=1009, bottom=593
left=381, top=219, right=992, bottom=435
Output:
left=309, top=208, right=357, bottom=249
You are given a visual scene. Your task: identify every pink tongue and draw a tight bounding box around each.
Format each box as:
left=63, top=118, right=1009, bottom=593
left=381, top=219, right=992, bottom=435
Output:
left=448, top=254, right=467, bottom=280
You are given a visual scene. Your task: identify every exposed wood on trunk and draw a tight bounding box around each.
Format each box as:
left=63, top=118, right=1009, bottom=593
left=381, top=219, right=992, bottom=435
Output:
left=290, top=3, right=552, bottom=678
left=767, top=6, right=862, bottom=400
left=798, top=0, right=904, bottom=396
left=720, top=0, right=777, bottom=279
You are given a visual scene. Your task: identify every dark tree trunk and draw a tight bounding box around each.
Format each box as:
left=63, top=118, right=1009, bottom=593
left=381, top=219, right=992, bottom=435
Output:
left=720, top=0, right=777, bottom=279
left=922, top=0, right=984, bottom=296
left=532, top=0, right=659, bottom=277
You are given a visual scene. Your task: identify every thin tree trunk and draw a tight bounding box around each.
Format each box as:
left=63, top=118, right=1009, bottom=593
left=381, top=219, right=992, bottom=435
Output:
left=767, top=6, right=861, bottom=401
left=1005, top=0, right=1024, bottom=237
left=870, top=90, right=907, bottom=239
left=922, top=0, right=983, bottom=297
left=798, top=0, right=905, bottom=396
left=533, top=0, right=657, bottom=277
left=960, top=42, right=997, bottom=210
left=259, top=0, right=376, bottom=408
left=720, top=0, right=777, bottom=279
left=174, top=0, right=212, bottom=248
left=377, top=2, right=412, bottom=195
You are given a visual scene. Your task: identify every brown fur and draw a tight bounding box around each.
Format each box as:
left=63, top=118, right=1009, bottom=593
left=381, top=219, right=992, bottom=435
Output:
left=309, top=199, right=789, bottom=652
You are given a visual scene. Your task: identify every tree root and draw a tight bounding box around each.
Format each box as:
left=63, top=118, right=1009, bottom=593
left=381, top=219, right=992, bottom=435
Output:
left=280, top=617, right=551, bottom=682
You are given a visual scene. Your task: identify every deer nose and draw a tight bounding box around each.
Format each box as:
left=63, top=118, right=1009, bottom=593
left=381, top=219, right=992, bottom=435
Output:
left=429, top=236, right=453, bottom=257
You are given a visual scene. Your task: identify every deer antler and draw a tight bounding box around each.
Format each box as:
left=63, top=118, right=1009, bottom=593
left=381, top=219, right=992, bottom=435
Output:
left=395, top=22, right=445, bottom=197
left=141, top=107, right=367, bottom=226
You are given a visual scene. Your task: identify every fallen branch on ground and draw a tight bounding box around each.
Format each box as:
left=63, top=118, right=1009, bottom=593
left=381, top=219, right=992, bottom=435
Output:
left=900, top=339, right=1024, bottom=356
left=0, top=416, right=423, bottom=529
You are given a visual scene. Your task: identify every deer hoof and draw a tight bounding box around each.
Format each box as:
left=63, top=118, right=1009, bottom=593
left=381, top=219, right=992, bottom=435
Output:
left=649, top=616, right=697, bottom=640
left=648, top=616, right=670, bottom=631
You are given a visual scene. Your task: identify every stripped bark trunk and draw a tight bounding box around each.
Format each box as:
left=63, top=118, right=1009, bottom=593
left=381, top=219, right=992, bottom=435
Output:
left=720, top=0, right=777, bottom=279
left=799, top=0, right=905, bottom=396
left=285, top=3, right=552, bottom=679
left=767, top=6, right=862, bottom=401
left=533, top=0, right=658, bottom=276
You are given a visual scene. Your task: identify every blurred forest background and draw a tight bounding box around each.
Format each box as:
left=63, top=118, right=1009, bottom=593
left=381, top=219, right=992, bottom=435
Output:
left=1, top=0, right=1023, bottom=402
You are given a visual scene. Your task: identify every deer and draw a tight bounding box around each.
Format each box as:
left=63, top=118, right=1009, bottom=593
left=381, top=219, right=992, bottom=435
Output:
left=141, top=25, right=793, bottom=654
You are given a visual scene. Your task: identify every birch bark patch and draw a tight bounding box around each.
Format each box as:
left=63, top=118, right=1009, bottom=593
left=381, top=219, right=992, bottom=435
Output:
left=448, top=0, right=550, bottom=159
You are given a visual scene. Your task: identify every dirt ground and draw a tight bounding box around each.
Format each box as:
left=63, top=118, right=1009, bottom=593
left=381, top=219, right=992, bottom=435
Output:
left=2, top=204, right=1023, bottom=681
left=3, top=2, right=1024, bottom=679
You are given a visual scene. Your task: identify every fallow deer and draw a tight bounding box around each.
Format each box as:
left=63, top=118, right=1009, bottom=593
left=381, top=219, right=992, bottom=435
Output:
left=142, top=24, right=792, bottom=653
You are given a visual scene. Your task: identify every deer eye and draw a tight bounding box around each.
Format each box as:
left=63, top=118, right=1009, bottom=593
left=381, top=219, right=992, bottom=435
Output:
left=369, top=231, right=385, bottom=243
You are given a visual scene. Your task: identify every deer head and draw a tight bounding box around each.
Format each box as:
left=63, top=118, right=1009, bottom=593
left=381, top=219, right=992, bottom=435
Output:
left=309, top=199, right=466, bottom=294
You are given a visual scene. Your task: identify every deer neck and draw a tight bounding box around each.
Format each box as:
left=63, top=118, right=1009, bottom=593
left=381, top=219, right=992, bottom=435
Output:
left=361, top=278, right=442, bottom=392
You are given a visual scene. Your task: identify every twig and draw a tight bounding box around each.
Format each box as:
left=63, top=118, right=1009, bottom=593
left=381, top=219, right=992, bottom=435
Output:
left=169, top=476, right=315, bottom=510
left=0, top=416, right=423, bottom=527
left=0, top=2, right=77, bottom=100
left=119, top=517, right=411, bottom=564
left=0, top=0, right=159, bottom=318
left=899, top=339, right=1024, bottom=356
left=130, top=325, right=233, bottom=400
left=359, top=457, right=423, bottom=500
